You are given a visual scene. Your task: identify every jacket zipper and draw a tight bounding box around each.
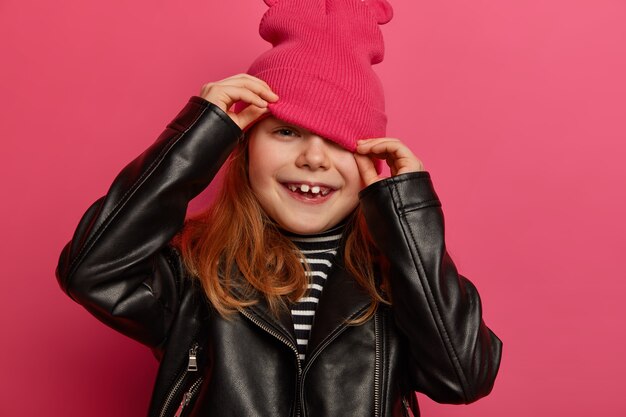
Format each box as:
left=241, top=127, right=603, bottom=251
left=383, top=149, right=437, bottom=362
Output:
left=299, top=306, right=370, bottom=417
left=374, top=310, right=382, bottom=417
left=239, top=310, right=303, bottom=417
left=173, top=376, right=204, bottom=417
left=159, top=342, right=201, bottom=417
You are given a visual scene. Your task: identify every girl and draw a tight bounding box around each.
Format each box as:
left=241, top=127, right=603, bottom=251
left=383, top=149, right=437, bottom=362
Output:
left=56, top=2, right=501, bottom=416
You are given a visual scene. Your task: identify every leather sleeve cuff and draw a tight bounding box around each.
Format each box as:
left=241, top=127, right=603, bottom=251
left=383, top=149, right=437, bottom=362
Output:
left=359, top=171, right=441, bottom=212
left=186, top=96, right=243, bottom=139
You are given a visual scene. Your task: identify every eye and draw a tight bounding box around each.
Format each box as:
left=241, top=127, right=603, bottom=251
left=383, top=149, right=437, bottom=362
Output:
left=274, top=127, right=299, bottom=137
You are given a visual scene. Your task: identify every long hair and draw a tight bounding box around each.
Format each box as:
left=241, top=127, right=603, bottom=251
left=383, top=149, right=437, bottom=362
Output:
left=174, top=133, right=390, bottom=323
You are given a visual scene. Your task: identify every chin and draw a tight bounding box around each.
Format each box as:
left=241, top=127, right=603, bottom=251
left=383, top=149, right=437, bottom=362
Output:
left=279, top=218, right=332, bottom=235
left=282, top=225, right=325, bottom=235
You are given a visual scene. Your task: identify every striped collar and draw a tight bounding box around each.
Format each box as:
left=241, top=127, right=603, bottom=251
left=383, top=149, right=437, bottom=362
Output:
left=279, top=221, right=346, bottom=252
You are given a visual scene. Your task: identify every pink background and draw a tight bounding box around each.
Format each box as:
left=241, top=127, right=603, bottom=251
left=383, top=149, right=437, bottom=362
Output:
left=2, top=0, right=625, bottom=416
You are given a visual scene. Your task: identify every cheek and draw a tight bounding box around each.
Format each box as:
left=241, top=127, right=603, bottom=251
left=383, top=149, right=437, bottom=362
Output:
left=338, top=156, right=364, bottom=192
left=247, top=161, right=271, bottom=201
left=247, top=153, right=282, bottom=214
left=247, top=139, right=271, bottom=190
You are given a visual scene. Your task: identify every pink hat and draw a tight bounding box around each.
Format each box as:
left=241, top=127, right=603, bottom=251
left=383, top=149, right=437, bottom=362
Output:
left=234, top=0, right=394, bottom=172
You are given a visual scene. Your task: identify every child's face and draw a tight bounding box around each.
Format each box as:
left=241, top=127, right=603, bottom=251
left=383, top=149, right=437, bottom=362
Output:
left=247, top=116, right=363, bottom=235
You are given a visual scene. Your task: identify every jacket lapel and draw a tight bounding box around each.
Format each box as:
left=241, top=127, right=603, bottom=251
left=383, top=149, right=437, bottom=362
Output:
left=243, top=291, right=297, bottom=345
left=306, top=254, right=372, bottom=359
left=227, top=264, right=297, bottom=346
left=230, top=248, right=373, bottom=358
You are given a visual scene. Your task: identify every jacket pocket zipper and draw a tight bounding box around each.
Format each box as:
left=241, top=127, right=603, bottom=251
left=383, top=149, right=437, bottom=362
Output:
left=159, top=342, right=201, bottom=417
left=402, top=397, right=416, bottom=417
left=173, top=376, right=204, bottom=417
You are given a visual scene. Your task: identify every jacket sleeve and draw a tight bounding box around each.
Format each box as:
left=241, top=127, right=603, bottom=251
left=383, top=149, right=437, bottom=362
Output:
left=55, top=96, right=242, bottom=349
left=359, top=171, right=502, bottom=404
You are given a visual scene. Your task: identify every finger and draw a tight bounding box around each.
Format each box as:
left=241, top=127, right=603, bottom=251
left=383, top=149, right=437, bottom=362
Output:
left=201, top=79, right=278, bottom=112
left=239, top=74, right=277, bottom=98
left=357, top=139, right=424, bottom=174
left=356, top=140, right=402, bottom=161
left=356, top=137, right=401, bottom=146
left=356, top=138, right=404, bottom=155
left=354, top=153, right=381, bottom=187
left=235, top=104, right=270, bottom=131
left=223, top=73, right=273, bottom=92
left=219, top=75, right=279, bottom=102
left=359, top=140, right=417, bottom=162
left=219, top=85, right=270, bottom=109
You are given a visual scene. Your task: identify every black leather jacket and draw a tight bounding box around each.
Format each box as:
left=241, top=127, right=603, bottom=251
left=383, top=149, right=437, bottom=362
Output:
left=56, top=96, right=502, bottom=417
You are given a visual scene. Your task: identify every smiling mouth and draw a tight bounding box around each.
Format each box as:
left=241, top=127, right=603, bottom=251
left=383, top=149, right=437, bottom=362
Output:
left=282, top=182, right=335, bottom=199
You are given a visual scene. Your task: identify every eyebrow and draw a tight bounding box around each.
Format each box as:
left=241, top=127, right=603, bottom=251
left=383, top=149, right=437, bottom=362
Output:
left=271, top=121, right=302, bottom=131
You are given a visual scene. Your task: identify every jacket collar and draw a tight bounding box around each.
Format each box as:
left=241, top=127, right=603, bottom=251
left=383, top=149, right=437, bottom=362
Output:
left=306, top=254, right=371, bottom=357
left=232, top=246, right=372, bottom=357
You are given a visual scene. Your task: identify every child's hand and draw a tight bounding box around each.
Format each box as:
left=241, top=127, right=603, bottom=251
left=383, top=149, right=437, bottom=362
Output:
left=199, top=74, right=279, bottom=131
left=354, top=138, right=425, bottom=187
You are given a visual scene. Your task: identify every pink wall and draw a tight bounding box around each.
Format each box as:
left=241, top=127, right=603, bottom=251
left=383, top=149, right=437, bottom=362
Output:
left=2, top=0, right=625, bottom=416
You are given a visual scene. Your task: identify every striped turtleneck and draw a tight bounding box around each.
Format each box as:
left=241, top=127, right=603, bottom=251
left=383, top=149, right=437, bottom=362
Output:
left=281, top=222, right=345, bottom=363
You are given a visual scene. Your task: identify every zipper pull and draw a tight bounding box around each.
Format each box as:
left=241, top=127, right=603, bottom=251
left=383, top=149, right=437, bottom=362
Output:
left=187, top=343, right=199, bottom=372
left=402, top=397, right=415, bottom=417
left=173, top=392, right=191, bottom=417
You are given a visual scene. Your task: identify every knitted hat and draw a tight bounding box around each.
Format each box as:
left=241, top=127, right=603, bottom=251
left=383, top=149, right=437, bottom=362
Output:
left=234, top=0, right=394, bottom=172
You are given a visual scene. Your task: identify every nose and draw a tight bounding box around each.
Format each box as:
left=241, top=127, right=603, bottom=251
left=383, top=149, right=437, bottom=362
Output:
left=295, top=135, right=331, bottom=170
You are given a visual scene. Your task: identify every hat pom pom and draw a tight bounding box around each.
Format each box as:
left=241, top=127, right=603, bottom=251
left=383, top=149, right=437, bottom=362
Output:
left=362, top=0, right=393, bottom=24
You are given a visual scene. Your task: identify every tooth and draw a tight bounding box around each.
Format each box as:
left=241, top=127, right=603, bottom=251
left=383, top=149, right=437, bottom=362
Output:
left=321, top=189, right=330, bottom=196
left=311, top=186, right=320, bottom=194
left=300, top=184, right=310, bottom=192
left=289, top=184, right=297, bottom=192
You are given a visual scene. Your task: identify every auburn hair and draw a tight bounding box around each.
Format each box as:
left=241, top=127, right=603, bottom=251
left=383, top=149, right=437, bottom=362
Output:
left=174, top=133, right=390, bottom=324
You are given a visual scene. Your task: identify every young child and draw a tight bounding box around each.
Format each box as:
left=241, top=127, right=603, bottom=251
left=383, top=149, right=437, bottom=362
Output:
left=56, top=1, right=501, bottom=416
